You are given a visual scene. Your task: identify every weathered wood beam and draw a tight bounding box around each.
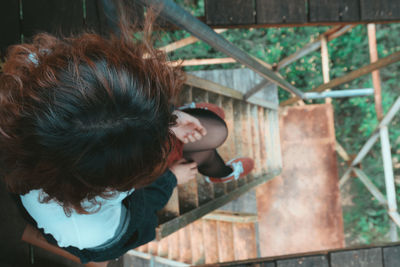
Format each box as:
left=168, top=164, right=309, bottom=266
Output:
left=281, top=50, right=400, bottom=106
left=155, top=169, right=281, bottom=239
left=169, top=57, right=236, bottom=67
left=202, top=210, right=258, bottom=223
left=335, top=141, right=350, bottom=162
left=321, top=35, right=331, bottom=103
left=368, top=23, right=383, bottom=120
left=138, top=0, right=303, bottom=98
left=185, top=74, right=278, bottom=110
left=159, top=29, right=227, bottom=53
left=276, top=25, right=354, bottom=70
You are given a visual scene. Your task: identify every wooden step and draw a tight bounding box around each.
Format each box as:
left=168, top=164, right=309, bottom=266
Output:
left=233, top=222, right=257, bottom=260
left=220, top=96, right=237, bottom=192
left=250, top=104, right=262, bottom=177
left=217, top=221, right=235, bottom=262
left=202, top=220, right=219, bottom=264
left=190, top=220, right=205, bottom=265
left=167, top=231, right=180, bottom=261
left=178, top=226, right=192, bottom=263
left=157, top=237, right=169, bottom=258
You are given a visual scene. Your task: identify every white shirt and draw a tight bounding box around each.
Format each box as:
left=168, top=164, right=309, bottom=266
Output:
left=20, top=189, right=134, bottom=249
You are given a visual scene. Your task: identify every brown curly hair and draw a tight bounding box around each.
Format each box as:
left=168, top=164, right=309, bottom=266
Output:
left=0, top=8, right=185, bottom=214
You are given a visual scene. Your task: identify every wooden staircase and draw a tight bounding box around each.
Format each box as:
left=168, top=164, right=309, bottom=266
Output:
left=135, top=211, right=258, bottom=265
left=155, top=83, right=281, bottom=240
left=126, top=76, right=282, bottom=264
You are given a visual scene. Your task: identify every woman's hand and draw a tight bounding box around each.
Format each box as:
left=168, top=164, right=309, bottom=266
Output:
left=171, top=110, right=207, bottom=144
left=169, top=159, right=198, bottom=184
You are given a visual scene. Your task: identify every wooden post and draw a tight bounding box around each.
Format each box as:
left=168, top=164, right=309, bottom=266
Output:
left=367, top=24, right=383, bottom=120
left=320, top=36, right=331, bottom=104
left=380, top=125, right=398, bottom=241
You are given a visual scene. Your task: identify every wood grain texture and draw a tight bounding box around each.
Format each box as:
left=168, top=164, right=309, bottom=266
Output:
left=258, top=106, right=268, bottom=175
left=205, top=0, right=255, bottom=25
left=383, top=246, right=400, bottom=267
left=0, top=0, right=20, bottom=54
left=233, top=223, right=257, bottom=260
left=220, top=97, right=237, bottom=192
left=360, top=0, right=400, bottom=20
left=277, top=255, right=329, bottom=267
left=309, top=0, right=360, bottom=22
left=190, top=220, right=206, bottom=265
left=167, top=231, right=180, bottom=261
left=203, top=220, right=219, bottom=264
left=331, top=248, right=383, bottom=267
left=250, top=105, right=262, bottom=177
left=178, top=227, right=192, bottom=263
left=217, top=221, right=235, bottom=262
left=158, top=187, right=179, bottom=224
left=22, top=0, right=84, bottom=39
left=157, top=237, right=169, bottom=258
left=256, top=0, right=307, bottom=24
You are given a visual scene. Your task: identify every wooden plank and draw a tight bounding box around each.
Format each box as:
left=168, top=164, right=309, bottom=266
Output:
left=202, top=220, right=219, bottom=264
left=205, top=0, right=255, bottom=26
left=208, top=92, right=228, bottom=198
left=250, top=105, right=262, bottom=178
left=256, top=0, right=306, bottom=24
left=148, top=241, right=158, bottom=255
left=185, top=74, right=278, bottom=110
left=156, top=170, right=280, bottom=239
left=277, top=256, right=329, bottom=267
left=157, top=237, right=169, bottom=258
left=258, top=107, right=268, bottom=175
left=177, top=86, right=199, bottom=214
left=158, top=187, right=180, bottom=224
left=22, top=0, right=84, bottom=40
left=190, top=220, right=205, bottom=265
left=367, top=23, right=383, bottom=120
left=203, top=210, right=258, bottom=223
left=220, top=97, right=237, bottom=192
left=136, top=243, right=148, bottom=253
left=0, top=0, right=20, bottom=55
left=281, top=50, right=400, bottom=106
left=233, top=100, right=246, bottom=187
left=309, top=0, right=360, bottom=22
left=360, top=0, right=400, bottom=21
left=383, top=245, right=400, bottom=267
left=233, top=223, right=257, bottom=260
left=331, top=248, right=383, bottom=267
left=178, top=227, right=192, bottom=263
left=167, top=231, right=180, bottom=261
left=159, top=29, right=227, bottom=53
left=192, top=88, right=215, bottom=205
left=171, top=58, right=236, bottom=67
left=241, top=103, right=255, bottom=179
left=217, top=221, right=235, bottom=262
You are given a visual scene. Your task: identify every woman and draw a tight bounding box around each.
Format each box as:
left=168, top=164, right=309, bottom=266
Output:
left=0, top=6, right=253, bottom=263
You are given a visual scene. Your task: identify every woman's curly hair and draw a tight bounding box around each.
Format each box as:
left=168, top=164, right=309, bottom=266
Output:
left=0, top=6, right=185, bottom=214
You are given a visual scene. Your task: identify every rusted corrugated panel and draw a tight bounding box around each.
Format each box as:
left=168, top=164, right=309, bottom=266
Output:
left=256, top=104, right=344, bottom=257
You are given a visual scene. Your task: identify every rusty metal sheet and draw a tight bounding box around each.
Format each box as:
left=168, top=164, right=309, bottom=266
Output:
left=256, top=104, right=345, bottom=257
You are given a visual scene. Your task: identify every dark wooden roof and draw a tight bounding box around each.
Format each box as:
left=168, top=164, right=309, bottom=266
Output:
left=205, top=0, right=400, bottom=26
left=196, top=242, right=400, bottom=267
